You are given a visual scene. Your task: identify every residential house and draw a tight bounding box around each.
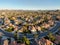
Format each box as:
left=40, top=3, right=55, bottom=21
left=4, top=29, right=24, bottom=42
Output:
left=31, top=26, right=37, bottom=34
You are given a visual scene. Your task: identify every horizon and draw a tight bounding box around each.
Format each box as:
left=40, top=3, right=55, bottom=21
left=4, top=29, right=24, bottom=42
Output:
left=0, top=8, right=58, bottom=10
left=1, top=8, right=60, bottom=10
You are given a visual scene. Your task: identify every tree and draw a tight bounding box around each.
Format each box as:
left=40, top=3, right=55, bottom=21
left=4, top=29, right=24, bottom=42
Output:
left=44, top=15, right=48, bottom=22
left=34, top=34, right=38, bottom=38
left=14, top=32, right=17, bottom=40
left=48, top=32, right=56, bottom=41
left=23, top=26, right=31, bottom=34
left=17, top=36, right=30, bottom=45
left=23, top=36, right=30, bottom=45
left=0, top=36, right=2, bottom=45
left=5, top=26, right=14, bottom=32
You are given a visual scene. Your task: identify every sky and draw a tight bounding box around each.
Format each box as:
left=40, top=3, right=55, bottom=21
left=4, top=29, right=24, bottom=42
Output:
left=0, top=0, right=60, bottom=10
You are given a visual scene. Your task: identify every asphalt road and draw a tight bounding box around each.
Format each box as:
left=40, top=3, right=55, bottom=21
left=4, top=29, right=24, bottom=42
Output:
left=37, top=21, right=60, bottom=40
left=0, top=21, right=60, bottom=40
